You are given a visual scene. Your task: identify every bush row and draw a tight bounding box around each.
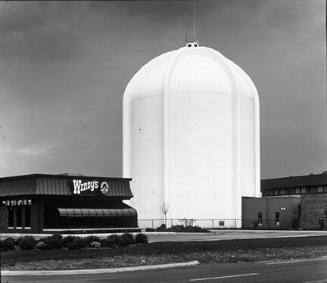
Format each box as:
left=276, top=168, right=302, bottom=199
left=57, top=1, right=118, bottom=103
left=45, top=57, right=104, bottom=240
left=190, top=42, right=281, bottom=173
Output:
left=146, top=224, right=209, bottom=233
left=0, top=233, right=148, bottom=251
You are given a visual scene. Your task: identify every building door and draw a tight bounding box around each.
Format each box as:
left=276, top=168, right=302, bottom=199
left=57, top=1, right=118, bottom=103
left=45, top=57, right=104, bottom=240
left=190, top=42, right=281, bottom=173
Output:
left=258, top=212, right=263, bottom=226
left=275, top=212, right=280, bottom=226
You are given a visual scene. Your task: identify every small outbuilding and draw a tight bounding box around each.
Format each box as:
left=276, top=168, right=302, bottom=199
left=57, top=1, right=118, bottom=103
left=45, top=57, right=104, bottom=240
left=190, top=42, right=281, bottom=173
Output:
left=0, top=174, right=137, bottom=233
left=242, top=196, right=301, bottom=229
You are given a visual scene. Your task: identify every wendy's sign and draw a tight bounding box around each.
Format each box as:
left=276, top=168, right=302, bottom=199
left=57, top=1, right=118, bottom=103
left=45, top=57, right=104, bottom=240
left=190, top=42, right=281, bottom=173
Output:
left=72, top=179, right=110, bottom=195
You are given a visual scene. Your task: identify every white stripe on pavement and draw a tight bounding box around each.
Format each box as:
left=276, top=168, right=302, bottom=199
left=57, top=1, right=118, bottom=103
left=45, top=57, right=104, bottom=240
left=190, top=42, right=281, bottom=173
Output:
left=189, top=273, right=259, bottom=281
left=266, top=257, right=327, bottom=265
left=305, top=279, right=327, bottom=283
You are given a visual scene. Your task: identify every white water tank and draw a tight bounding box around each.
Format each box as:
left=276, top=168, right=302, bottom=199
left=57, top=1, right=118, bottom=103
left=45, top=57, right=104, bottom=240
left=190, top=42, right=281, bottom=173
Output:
left=123, top=43, right=260, bottom=227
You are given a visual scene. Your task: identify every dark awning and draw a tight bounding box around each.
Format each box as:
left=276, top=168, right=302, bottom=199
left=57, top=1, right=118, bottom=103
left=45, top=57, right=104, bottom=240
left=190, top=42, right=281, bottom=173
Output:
left=57, top=208, right=137, bottom=217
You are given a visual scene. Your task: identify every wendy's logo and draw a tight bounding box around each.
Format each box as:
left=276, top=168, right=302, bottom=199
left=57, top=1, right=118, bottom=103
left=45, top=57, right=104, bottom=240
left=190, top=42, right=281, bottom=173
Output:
left=72, top=179, right=110, bottom=195
left=100, top=181, right=109, bottom=195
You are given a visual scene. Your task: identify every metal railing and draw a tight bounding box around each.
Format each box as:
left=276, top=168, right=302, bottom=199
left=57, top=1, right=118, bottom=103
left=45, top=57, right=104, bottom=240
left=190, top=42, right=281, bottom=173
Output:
left=138, top=218, right=242, bottom=229
left=138, top=218, right=301, bottom=230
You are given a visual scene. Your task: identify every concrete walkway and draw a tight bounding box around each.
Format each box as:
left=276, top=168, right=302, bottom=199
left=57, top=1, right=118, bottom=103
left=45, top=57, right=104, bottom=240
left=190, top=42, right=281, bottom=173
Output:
left=2, top=229, right=327, bottom=242
left=146, top=230, right=327, bottom=243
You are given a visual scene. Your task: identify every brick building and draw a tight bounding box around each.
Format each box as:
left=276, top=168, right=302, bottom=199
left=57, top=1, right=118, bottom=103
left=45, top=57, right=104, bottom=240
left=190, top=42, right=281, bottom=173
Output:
left=242, top=172, right=327, bottom=229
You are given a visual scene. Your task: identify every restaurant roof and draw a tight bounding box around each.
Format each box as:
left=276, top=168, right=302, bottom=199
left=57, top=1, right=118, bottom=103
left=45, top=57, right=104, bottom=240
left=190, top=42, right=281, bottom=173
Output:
left=0, top=174, right=133, bottom=199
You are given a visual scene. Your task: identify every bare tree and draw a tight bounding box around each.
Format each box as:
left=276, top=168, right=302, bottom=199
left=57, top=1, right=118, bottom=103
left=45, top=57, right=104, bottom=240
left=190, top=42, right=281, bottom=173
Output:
left=161, top=202, right=169, bottom=226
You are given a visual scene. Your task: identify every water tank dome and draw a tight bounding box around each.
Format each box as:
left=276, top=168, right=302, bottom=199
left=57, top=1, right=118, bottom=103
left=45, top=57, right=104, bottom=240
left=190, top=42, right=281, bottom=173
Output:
left=123, top=44, right=260, bottom=228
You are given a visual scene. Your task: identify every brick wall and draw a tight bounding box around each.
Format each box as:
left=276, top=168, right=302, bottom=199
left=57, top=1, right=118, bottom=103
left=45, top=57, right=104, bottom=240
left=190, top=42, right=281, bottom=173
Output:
left=300, top=193, right=327, bottom=229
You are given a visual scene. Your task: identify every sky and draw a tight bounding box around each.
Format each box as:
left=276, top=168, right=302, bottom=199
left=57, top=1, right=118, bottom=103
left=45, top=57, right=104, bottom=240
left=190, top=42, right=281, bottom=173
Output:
left=0, top=0, right=325, bottom=179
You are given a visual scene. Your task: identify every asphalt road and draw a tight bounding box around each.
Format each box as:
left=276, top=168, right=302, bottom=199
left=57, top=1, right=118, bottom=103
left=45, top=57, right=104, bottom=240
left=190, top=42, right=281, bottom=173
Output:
left=2, top=257, right=327, bottom=283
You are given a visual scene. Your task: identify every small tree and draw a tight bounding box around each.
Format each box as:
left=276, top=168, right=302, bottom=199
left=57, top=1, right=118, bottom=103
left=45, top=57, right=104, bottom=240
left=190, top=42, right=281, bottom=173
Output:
left=161, top=202, right=169, bottom=226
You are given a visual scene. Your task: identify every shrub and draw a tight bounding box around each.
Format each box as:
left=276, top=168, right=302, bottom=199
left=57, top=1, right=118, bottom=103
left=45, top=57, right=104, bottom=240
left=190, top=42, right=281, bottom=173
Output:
left=51, top=233, right=63, bottom=248
left=18, top=236, right=36, bottom=250
left=62, top=236, right=75, bottom=248
left=156, top=224, right=167, bottom=232
left=107, top=234, right=121, bottom=246
left=145, top=228, right=155, bottom=232
left=66, top=237, right=86, bottom=250
left=184, top=225, right=209, bottom=233
left=134, top=233, right=148, bottom=244
left=89, top=241, right=101, bottom=249
left=40, top=234, right=63, bottom=250
left=165, top=225, right=209, bottom=233
left=120, top=233, right=135, bottom=246
left=84, top=236, right=101, bottom=247
left=0, top=237, right=15, bottom=251
left=36, top=241, right=46, bottom=250
left=168, top=225, right=184, bottom=232
left=101, top=237, right=115, bottom=248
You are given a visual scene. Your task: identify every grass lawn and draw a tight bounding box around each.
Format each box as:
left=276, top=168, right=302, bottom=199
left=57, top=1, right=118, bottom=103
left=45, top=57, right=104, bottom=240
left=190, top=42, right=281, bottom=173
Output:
left=2, top=236, right=327, bottom=270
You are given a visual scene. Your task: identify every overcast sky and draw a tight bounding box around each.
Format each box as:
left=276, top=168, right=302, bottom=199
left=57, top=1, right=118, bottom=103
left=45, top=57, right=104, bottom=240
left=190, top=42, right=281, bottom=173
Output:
left=0, top=0, right=325, bottom=179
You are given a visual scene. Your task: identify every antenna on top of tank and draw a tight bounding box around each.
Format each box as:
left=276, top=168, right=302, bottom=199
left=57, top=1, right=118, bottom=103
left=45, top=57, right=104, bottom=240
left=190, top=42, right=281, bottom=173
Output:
left=193, top=0, right=196, bottom=41
left=185, top=29, right=188, bottom=44
left=184, top=0, right=199, bottom=47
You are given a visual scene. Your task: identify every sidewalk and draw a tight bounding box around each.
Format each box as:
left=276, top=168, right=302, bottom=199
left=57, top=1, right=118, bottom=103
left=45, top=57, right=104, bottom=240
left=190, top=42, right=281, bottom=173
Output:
left=2, top=229, right=327, bottom=242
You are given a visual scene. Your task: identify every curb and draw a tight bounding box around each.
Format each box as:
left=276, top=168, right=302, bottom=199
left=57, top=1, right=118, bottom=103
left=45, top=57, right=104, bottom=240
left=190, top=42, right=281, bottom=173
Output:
left=144, top=232, right=213, bottom=235
left=2, top=260, right=200, bottom=276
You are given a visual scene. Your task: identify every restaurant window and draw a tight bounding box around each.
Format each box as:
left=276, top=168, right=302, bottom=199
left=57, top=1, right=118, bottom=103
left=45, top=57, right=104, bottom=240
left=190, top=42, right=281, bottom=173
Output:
left=25, top=206, right=31, bottom=228
left=16, top=206, right=22, bottom=228
left=318, top=187, right=323, bottom=193
left=8, top=207, right=14, bottom=228
left=295, top=188, right=300, bottom=194
left=301, top=188, right=306, bottom=194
